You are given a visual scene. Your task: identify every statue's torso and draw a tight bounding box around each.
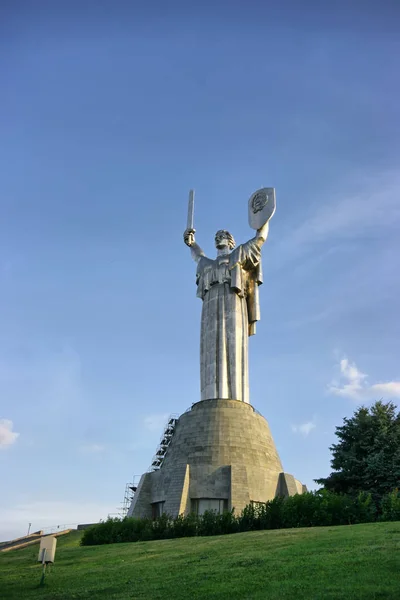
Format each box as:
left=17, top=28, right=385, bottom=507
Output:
left=197, top=252, right=253, bottom=302
left=196, top=238, right=262, bottom=334
left=199, top=255, right=231, bottom=288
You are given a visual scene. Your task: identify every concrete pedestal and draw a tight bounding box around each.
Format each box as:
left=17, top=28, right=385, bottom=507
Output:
left=128, top=399, right=305, bottom=518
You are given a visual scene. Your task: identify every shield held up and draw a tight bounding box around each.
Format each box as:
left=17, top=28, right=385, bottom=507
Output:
left=248, top=187, right=276, bottom=230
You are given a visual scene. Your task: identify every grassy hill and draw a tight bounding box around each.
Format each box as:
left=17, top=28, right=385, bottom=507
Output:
left=1, top=522, right=400, bottom=599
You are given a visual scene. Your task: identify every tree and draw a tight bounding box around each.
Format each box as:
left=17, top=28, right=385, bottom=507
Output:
left=315, top=401, right=400, bottom=504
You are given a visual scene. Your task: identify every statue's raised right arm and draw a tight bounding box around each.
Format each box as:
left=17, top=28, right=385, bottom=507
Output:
left=183, top=228, right=206, bottom=263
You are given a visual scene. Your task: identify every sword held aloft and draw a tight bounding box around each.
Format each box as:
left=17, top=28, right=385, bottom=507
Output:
left=187, top=189, right=195, bottom=231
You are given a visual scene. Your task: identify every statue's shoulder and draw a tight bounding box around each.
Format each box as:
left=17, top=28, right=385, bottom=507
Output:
left=198, top=256, right=214, bottom=269
left=199, top=256, right=215, bottom=267
left=229, top=238, right=261, bottom=271
left=230, top=238, right=255, bottom=258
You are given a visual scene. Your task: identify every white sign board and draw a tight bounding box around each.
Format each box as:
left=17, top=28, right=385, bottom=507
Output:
left=38, top=536, right=57, bottom=563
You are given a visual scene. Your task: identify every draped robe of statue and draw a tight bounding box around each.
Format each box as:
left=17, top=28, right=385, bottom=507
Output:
left=196, top=238, right=263, bottom=403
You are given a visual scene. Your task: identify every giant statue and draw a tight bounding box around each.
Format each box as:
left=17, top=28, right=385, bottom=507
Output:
left=127, top=186, right=306, bottom=521
left=183, top=188, right=276, bottom=404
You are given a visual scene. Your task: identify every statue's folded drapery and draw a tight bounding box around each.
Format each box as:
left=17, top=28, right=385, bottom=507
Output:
left=196, top=238, right=263, bottom=403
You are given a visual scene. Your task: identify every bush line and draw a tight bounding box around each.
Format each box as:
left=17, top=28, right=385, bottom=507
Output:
left=81, top=488, right=400, bottom=546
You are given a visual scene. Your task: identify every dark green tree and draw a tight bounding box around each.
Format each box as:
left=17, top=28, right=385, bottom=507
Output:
left=315, top=401, right=400, bottom=504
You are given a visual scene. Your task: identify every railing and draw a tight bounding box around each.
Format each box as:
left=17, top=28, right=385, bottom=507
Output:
left=39, top=523, right=79, bottom=535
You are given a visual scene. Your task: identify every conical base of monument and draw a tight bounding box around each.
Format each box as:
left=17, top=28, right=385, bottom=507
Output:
left=128, top=399, right=306, bottom=518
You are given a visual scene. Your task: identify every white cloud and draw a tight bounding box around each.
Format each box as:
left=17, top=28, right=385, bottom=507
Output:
left=0, top=419, right=19, bottom=449
left=79, top=443, right=105, bottom=453
left=328, top=358, right=367, bottom=399
left=272, top=170, right=400, bottom=265
left=291, top=420, right=316, bottom=437
left=370, top=382, right=400, bottom=397
left=143, top=413, right=169, bottom=432
left=328, top=357, right=400, bottom=401
left=305, top=171, right=398, bottom=240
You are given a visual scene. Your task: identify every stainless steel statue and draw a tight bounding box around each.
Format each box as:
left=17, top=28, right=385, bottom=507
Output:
left=184, top=188, right=276, bottom=403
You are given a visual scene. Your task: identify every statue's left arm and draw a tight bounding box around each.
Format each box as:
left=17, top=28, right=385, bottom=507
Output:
left=235, top=221, right=270, bottom=336
left=254, top=221, right=270, bottom=249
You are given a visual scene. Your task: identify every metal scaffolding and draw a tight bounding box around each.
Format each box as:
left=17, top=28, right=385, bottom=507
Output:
left=149, top=414, right=179, bottom=471
left=118, top=414, right=179, bottom=517
left=119, top=476, right=141, bottom=517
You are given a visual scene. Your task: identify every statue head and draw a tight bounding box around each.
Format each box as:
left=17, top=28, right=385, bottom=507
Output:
left=215, top=230, right=236, bottom=250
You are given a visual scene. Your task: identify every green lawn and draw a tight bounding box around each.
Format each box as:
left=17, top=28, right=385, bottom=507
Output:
left=1, top=522, right=400, bottom=599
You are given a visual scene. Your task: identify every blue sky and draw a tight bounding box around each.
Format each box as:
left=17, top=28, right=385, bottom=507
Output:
left=1, top=1, right=399, bottom=540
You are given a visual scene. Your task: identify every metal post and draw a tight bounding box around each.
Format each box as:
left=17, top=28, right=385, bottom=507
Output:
left=39, top=548, right=47, bottom=587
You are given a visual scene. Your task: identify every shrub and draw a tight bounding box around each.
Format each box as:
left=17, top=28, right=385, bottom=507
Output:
left=81, top=489, right=400, bottom=546
left=218, top=508, right=240, bottom=535
left=171, top=512, right=199, bottom=538
left=239, top=503, right=257, bottom=532
left=197, top=509, right=238, bottom=536
left=81, top=518, right=123, bottom=546
left=380, top=489, right=400, bottom=521
left=261, top=496, right=285, bottom=529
